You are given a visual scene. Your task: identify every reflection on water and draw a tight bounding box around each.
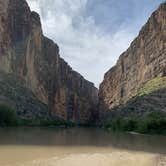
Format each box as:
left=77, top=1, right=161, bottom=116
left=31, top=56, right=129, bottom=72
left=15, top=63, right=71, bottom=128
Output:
left=0, top=127, right=166, bottom=154
left=0, top=127, right=165, bottom=166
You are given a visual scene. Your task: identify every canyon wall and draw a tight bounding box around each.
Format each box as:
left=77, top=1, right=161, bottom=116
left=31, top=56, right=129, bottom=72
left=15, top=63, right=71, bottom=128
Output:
left=99, top=2, right=166, bottom=114
left=0, top=0, right=98, bottom=123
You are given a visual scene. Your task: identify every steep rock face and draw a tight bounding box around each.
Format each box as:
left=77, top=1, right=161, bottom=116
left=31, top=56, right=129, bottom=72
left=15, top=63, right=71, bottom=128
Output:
left=0, top=71, right=49, bottom=120
left=99, top=2, right=166, bottom=113
left=0, top=0, right=98, bottom=123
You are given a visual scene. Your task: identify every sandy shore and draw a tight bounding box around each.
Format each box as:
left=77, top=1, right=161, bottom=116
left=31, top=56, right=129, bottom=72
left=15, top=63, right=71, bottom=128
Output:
left=11, top=152, right=161, bottom=166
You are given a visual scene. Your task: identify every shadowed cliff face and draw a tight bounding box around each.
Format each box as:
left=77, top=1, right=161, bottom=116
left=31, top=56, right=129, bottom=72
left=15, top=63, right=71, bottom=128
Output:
left=0, top=0, right=98, bottom=123
left=99, top=2, right=166, bottom=114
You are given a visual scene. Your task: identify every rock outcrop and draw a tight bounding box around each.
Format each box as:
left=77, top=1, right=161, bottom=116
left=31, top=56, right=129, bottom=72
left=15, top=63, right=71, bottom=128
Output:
left=99, top=2, right=166, bottom=115
left=0, top=0, right=98, bottom=123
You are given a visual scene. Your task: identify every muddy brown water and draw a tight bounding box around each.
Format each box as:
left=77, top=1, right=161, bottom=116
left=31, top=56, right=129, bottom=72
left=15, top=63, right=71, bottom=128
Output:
left=0, top=127, right=165, bottom=166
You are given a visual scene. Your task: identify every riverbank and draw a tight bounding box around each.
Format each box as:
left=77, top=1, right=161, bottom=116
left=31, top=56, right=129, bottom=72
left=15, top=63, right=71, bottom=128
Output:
left=0, top=103, right=166, bottom=135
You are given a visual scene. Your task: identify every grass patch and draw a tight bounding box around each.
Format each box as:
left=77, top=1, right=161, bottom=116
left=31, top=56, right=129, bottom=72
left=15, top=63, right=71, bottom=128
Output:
left=137, top=76, right=166, bottom=96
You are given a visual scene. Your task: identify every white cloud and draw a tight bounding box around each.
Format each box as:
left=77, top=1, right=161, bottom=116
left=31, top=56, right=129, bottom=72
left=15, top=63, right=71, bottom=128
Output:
left=27, top=0, right=135, bottom=87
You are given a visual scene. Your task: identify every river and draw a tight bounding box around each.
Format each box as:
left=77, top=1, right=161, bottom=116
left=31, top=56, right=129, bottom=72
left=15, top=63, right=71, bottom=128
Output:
left=0, top=127, right=165, bottom=166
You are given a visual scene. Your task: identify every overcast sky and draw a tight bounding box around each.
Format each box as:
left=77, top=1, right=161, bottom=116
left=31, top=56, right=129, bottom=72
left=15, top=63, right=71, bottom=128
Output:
left=27, top=0, right=164, bottom=87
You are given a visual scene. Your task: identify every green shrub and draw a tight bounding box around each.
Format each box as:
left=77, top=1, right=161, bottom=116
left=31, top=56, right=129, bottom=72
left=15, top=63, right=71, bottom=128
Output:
left=104, top=112, right=166, bottom=135
left=123, top=119, right=138, bottom=131
left=17, top=118, right=41, bottom=126
left=139, top=112, right=166, bottom=134
left=17, top=118, right=76, bottom=127
left=0, top=104, right=17, bottom=126
left=0, top=104, right=76, bottom=127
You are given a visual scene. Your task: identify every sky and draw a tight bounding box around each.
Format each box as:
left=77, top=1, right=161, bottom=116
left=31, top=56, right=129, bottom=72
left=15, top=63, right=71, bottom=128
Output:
left=27, top=0, right=164, bottom=87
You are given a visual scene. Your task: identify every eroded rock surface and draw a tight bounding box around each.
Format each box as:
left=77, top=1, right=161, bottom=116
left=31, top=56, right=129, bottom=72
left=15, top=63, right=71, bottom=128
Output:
left=99, top=2, right=166, bottom=114
left=0, top=0, right=98, bottom=123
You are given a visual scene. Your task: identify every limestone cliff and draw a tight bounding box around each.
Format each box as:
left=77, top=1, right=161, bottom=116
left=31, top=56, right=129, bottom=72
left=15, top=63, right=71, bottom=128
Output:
left=99, top=2, right=166, bottom=115
left=0, top=0, right=98, bottom=123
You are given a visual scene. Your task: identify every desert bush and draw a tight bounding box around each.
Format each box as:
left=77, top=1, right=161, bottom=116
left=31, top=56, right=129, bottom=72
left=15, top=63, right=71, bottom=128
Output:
left=0, top=104, right=17, bottom=126
left=104, top=112, right=166, bottom=135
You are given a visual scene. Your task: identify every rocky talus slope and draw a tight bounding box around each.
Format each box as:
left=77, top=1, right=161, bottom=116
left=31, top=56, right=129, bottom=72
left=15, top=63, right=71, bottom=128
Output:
left=0, top=0, right=98, bottom=123
left=99, top=2, right=166, bottom=116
